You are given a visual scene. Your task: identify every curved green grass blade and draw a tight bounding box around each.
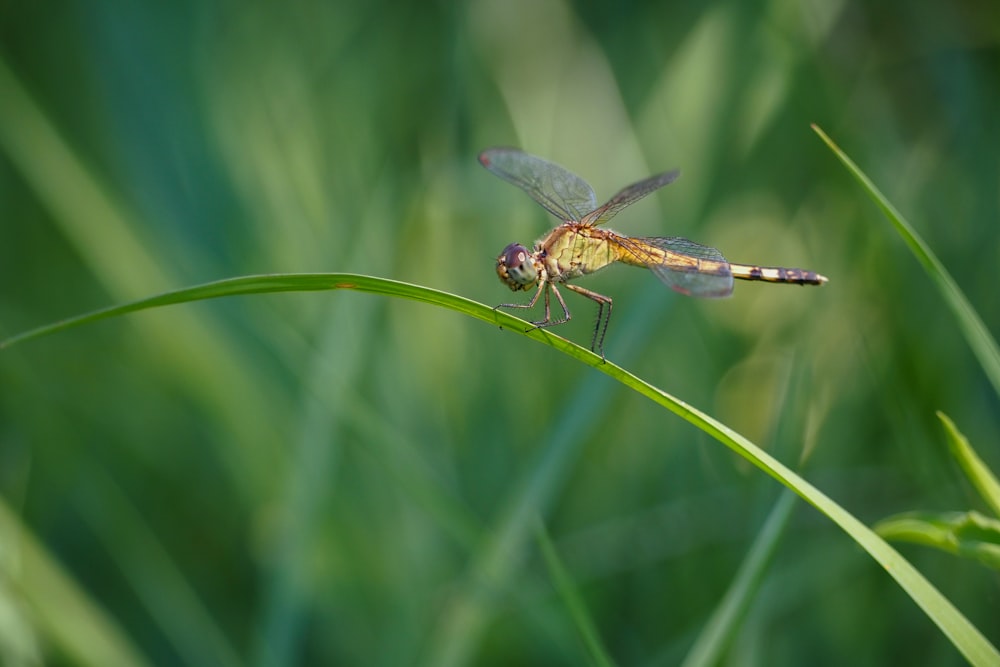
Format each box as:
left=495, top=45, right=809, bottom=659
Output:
left=604, top=341, right=998, bottom=667
left=3, top=273, right=997, bottom=664
left=811, top=124, right=1000, bottom=400
left=0, top=273, right=502, bottom=350
left=0, top=273, right=612, bottom=365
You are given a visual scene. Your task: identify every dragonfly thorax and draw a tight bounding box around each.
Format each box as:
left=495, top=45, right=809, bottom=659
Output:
left=496, top=242, right=542, bottom=292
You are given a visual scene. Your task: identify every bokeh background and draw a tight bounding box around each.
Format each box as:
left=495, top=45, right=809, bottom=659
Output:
left=1, top=0, right=999, bottom=665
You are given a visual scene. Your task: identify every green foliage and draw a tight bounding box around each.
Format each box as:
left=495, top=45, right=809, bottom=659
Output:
left=817, top=120, right=1000, bottom=608
left=937, top=412, right=1000, bottom=519
left=875, top=414, right=1000, bottom=574
left=875, top=511, right=1000, bottom=571
left=2, top=2, right=1000, bottom=666
left=811, top=126, right=1000, bottom=399
left=7, top=270, right=996, bottom=663
left=535, top=517, right=617, bottom=667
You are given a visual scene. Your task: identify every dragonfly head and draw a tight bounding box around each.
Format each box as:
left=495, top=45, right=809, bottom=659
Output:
left=496, top=243, right=539, bottom=291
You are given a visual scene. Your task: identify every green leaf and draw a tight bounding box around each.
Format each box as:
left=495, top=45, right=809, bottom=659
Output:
left=874, top=511, right=1000, bottom=571
left=811, top=124, right=1000, bottom=401
left=937, top=412, right=1000, bottom=518
left=3, top=273, right=998, bottom=665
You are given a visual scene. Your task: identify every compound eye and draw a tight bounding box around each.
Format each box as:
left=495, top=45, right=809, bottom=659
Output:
left=502, top=243, right=528, bottom=269
left=497, top=243, right=537, bottom=287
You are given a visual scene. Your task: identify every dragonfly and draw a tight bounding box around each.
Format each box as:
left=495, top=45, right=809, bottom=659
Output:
left=480, top=147, right=828, bottom=358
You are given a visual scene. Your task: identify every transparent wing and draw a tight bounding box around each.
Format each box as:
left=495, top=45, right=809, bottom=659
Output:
left=623, top=235, right=734, bottom=298
left=479, top=148, right=598, bottom=222
left=580, top=169, right=679, bottom=227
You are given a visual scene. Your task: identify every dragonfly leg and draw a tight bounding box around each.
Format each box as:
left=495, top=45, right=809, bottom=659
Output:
left=532, top=282, right=571, bottom=329
left=539, top=282, right=552, bottom=325
left=495, top=281, right=552, bottom=332
left=564, top=283, right=613, bottom=360
left=494, top=281, right=575, bottom=338
left=516, top=282, right=572, bottom=332
left=495, top=281, right=545, bottom=312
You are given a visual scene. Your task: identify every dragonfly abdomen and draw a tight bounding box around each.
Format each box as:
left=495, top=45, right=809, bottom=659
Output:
left=729, top=264, right=828, bottom=285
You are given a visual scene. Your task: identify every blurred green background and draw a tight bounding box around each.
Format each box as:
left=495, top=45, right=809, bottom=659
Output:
left=1, top=0, right=999, bottom=665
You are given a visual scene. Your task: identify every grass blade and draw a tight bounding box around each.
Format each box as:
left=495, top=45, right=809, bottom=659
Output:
left=811, top=124, right=1000, bottom=399
left=534, top=518, right=616, bottom=667
left=603, top=350, right=998, bottom=666
left=1, top=274, right=494, bottom=350
left=681, top=490, right=798, bottom=667
left=874, top=511, right=1000, bottom=571
left=77, top=471, right=243, bottom=667
left=937, top=412, right=1000, bottom=518
left=0, top=500, right=154, bottom=667
left=3, top=273, right=997, bottom=665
